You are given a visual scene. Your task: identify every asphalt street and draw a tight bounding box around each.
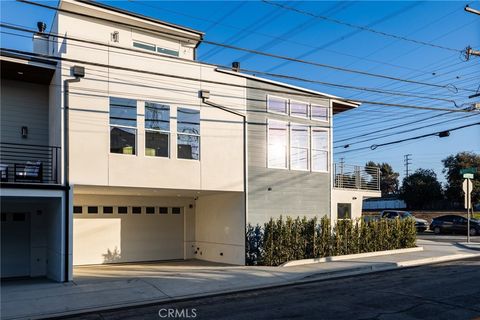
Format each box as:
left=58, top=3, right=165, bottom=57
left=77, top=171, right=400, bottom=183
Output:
left=61, top=256, right=480, bottom=320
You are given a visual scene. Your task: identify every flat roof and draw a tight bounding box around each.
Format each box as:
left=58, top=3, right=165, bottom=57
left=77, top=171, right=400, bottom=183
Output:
left=75, top=0, right=204, bottom=38
left=216, top=68, right=360, bottom=110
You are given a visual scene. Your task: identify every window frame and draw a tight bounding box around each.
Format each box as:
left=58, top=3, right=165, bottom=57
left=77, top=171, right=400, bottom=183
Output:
left=267, top=95, right=289, bottom=115
left=310, top=104, right=329, bottom=123
left=176, top=107, right=201, bottom=161
left=267, top=119, right=289, bottom=170
left=109, top=97, right=138, bottom=156
left=289, top=123, right=310, bottom=171
left=310, top=128, right=329, bottom=173
left=289, top=99, right=310, bottom=119
left=337, top=203, right=352, bottom=220
left=132, top=40, right=156, bottom=52
left=144, top=102, right=171, bottom=158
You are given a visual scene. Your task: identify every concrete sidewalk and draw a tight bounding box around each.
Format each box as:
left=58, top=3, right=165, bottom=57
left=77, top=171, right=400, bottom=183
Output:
left=2, top=240, right=479, bottom=320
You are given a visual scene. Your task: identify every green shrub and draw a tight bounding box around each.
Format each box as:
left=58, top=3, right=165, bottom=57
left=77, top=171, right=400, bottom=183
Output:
left=245, top=216, right=417, bottom=266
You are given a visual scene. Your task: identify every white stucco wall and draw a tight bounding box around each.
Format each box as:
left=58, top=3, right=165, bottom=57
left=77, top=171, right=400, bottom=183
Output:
left=332, top=189, right=381, bottom=222
left=195, top=192, right=245, bottom=265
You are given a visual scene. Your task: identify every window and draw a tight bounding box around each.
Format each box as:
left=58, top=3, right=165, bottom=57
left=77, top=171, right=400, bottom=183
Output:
left=73, top=206, right=83, bottom=214
left=337, top=203, right=351, bottom=219
left=290, top=124, right=309, bottom=170
left=145, top=102, right=170, bottom=157
left=172, top=207, right=182, bottom=214
left=87, top=206, right=98, bottom=214
left=267, top=96, right=288, bottom=114
left=133, top=40, right=155, bottom=52
left=290, top=100, right=309, bottom=118
left=146, top=207, right=155, bottom=214
left=311, top=129, right=328, bottom=172
left=159, top=207, right=168, bottom=214
left=103, top=206, right=113, bottom=214
left=157, top=47, right=179, bottom=57
left=110, top=97, right=137, bottom=155
left=118, top=206, right=128, bottom=214
left=132, top=207, right=142, bottom=214
left=311, top=105, right=328, bottom=122
left=268, top=120, right=288, bottom=169
left=177, top=108, right=200, bottom=160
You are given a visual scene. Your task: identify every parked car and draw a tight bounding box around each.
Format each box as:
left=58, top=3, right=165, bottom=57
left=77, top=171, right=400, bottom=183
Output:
left=430, top=215, right=480, bottom=236
left=379, top=210, right=429, bottom=232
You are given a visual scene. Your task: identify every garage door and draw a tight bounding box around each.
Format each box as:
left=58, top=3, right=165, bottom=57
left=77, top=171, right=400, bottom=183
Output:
left=1, top=212, right=30, bottom=278
left=73, top=205, right=184, bottom=265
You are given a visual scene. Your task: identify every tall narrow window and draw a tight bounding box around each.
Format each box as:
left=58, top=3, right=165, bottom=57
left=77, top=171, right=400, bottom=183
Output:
left=268, top=120, right=288, bottom=169
left=145, top=102, right=170, bottom=157
left=290, top=124, right=309, bottom=170
left=177, top=108, right=200, bottom=160
left=290, top=100, right=309, bottom=118
left=110, top=97, right=137, bottom=155
left=311, top=129, right=328, bottom=172
left=267, top=96, right=288, bottom=114
left=311, top=104, right=328, bottom=122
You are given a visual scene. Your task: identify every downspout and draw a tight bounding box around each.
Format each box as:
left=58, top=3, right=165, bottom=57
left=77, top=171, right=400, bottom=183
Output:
left=63, top=66, right=84, bottom=282
left=199, top=90, right=247, bottom=265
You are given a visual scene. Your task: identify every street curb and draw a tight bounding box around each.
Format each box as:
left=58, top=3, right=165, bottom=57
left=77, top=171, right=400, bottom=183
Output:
left=456, top=242, right=480, bottom=251
left=281, top=246, right=424, bottom=267
left=18, top=251, right=480, bottom=320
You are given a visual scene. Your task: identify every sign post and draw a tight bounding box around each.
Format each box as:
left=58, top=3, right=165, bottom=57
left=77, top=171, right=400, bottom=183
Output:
left=462, top=177, right=473, bottom=243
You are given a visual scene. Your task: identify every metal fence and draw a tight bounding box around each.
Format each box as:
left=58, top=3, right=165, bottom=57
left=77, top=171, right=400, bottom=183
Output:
left=0, top=142, right=61, bottom=184
left=334, top=163, right=380, bottom=191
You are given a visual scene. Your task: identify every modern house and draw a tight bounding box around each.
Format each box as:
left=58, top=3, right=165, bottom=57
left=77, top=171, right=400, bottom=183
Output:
left=0, top=0, right=379, bottom=282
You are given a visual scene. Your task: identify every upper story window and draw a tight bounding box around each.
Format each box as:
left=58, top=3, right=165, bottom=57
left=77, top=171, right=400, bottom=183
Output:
left=267, top=96, right=288, bottom=114
left=133, top=40, right=180, bottom=57
left=290, top=124, right=309, bottom=171
left=145, top=102, right=170, bottom=158
left=267, top=96, right=329, bottom=122
left=311, top=129, right=328, bottom=172
left=268, top=120, right=288, bottom=169
left=110, top=97, right=137, bottom=155
left=290, top=100, right=309, bottom=118
left=133, top=40, right=156, bottom=52
left=177, top=108, right=200, bottom=160
left=311, top=104, right=328, bottom=122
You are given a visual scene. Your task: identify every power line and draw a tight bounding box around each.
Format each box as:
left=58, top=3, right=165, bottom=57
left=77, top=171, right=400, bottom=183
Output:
left=336, top=121, right=480, bottom=154
left=14, top=0, right=475, bottom=93
left=1, top=25, right=474, bottom=110
left=334, top=112, right=479, bottom=148
left=262, top=0, right=461, bottom=53
left=404, top=154, right=412, bottom=177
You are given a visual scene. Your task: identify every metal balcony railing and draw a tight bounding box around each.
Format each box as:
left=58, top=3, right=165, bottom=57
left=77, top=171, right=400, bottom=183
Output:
left=0, top=142, right=61, bottom=184
left=334, top=163, right=380, bottom=191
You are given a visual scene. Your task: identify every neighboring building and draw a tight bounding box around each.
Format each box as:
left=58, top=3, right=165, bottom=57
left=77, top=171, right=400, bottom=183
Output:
left=0, top=0, right=379, bottom=282
left=363, top=196, right=407, bottom=211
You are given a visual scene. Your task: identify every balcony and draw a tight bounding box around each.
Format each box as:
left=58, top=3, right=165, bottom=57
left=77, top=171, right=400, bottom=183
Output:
left=333, top=163, right=380, bottom=191
left=0, top=143, right=61, bottom=185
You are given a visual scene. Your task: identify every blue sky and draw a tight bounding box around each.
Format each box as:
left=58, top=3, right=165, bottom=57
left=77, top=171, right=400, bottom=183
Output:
left=1, top=0, right=479, bottom=184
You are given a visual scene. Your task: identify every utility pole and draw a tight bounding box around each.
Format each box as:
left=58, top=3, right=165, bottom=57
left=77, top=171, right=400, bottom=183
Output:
left=404, top=154, right=412, bottom=177
left=463, top=5, right=480, bottom=61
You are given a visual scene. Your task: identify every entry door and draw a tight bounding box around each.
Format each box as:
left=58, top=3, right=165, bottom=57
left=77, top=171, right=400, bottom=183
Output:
left=1, top=212, right=30, bottom=278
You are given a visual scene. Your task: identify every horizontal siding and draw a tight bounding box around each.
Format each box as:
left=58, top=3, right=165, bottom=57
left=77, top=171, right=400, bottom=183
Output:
left=1, top=80, right=49, bottom=146
left=246, top=79, right=331, bottom=226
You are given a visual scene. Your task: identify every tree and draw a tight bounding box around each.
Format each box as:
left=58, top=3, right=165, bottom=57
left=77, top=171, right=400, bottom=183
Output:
left=400, top=169, right=443, bottom=209
left=442, top=152, right=480, bottom=206
left=365, top=161, right=399, bottom=196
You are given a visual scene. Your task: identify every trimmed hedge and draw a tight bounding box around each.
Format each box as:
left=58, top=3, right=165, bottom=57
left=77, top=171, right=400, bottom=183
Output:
left=246, top=216, right=416, bottom=266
